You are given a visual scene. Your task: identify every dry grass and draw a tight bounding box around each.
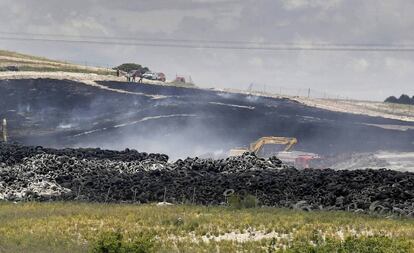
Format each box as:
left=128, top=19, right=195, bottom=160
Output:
left=0, top=50, right=59, bottom=62
left=0, top=202, right=413, bottom=252
left=0, top=50, right=115, bottom=76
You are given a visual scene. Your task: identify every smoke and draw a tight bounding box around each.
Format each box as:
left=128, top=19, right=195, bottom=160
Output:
left=70, top=110, right=237, bottom=160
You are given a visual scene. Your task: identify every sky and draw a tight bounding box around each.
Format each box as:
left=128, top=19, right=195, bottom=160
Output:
left=0, top=0, right=413, bottom=101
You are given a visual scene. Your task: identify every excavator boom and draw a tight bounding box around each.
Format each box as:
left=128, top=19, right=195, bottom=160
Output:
left=229, top=136, right=298, bottom=157
left=249, top=136, right=298, bottom=154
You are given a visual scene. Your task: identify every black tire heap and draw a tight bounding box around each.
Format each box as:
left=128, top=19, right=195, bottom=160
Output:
left=1, top=143, right=413, bottom=217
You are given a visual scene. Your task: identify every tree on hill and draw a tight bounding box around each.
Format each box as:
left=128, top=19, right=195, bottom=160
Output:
left=398, top=94, right=412, bottom=104
left=384, top=96, right=398, bottom=103
left=114, top=63, right=149, bottom=74
left=384, top=94, right=414, bottom=105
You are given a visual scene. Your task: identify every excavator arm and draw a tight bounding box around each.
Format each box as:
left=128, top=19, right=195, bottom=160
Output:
left=229, top=136, right=298, bottom=157
left=249, top=136, right=297, bottom=154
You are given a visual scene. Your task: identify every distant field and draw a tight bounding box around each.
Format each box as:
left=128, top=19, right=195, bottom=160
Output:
left=292, top=96, right=414, bottom=122
left=0, top=202, right=413, bottom=252
left=226, top=88, right=414, bottom=122
left=0, top=50, right=115, bottom=75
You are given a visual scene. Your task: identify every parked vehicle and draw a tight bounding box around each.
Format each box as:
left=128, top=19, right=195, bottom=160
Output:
left=142, top=71, right=157, bottom=80
left=142, top=71, right=166, bottom=82
left=157, top=72, right=166, bottom=82
left=174, top=76, right=186, bottom=83
left=5, top=66, right=19, bottom=71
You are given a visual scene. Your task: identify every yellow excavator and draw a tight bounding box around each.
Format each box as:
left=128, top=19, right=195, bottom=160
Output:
left=229, top=136, right=297, bottom=157
left=229, top=136, right=320, bottom=168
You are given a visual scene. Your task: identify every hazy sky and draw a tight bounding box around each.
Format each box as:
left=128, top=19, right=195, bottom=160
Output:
left=0, top=0, right=413, bottom=100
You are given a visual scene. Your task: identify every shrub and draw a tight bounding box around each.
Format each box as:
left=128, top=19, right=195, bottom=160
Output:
left=243, top=194, right=259, bottom=208
left=340, top=236, right=411, bottom=253
left=228, top=195, right=243, bottom=209
left=90, top=231, right=156, bottom=253
left=228, top=194, right=259, bottom=209
left=384, top=96, right=398, bottom=103
left=123, top=235, right=156, bottom=253
left=280, top=235, right=412, bottom=253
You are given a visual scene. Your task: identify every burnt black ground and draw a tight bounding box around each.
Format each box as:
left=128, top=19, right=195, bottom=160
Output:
left=0, top=79, right=413, bottom=158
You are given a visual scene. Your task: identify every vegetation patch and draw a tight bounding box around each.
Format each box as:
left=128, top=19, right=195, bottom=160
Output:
left=0, top=202, right=413, bottom=252
left=90, top=231, right=156, bottom=253
left=0, top=49, right=115, bottom=75
left=277, top=236, right=412, bottom=253
left=115, top=63, right=149, bottom=74
left=385, top=94, right=414, bottom=105
left=228, top=194, right=259, bottom=209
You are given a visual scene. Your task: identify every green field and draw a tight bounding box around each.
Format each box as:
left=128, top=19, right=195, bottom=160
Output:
left=0, top=202, right=413, bottom=252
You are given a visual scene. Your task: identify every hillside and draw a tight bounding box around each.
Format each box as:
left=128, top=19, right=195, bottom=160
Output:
left=0, top=49, right=115, bottom=75
left=1, top=49, right=413, bottom=121
left=0, top=50, right=413, bottom=163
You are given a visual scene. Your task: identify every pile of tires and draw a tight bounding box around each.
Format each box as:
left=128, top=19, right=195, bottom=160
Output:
left=1, top=143, right=413, bottom=217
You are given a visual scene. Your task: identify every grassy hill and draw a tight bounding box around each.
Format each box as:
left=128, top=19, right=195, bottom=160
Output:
left=0, top=49, right=115, bottom=75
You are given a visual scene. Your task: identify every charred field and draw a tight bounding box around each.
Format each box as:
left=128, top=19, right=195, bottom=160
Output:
left=1, top=78, right=414, bottom=158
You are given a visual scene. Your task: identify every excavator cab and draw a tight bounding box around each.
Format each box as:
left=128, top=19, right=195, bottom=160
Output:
left=257, top=144, right=286, bottom=157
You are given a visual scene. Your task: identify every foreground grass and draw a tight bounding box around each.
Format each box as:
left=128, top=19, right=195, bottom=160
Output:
left=0, top=202, right=413, bottom=252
